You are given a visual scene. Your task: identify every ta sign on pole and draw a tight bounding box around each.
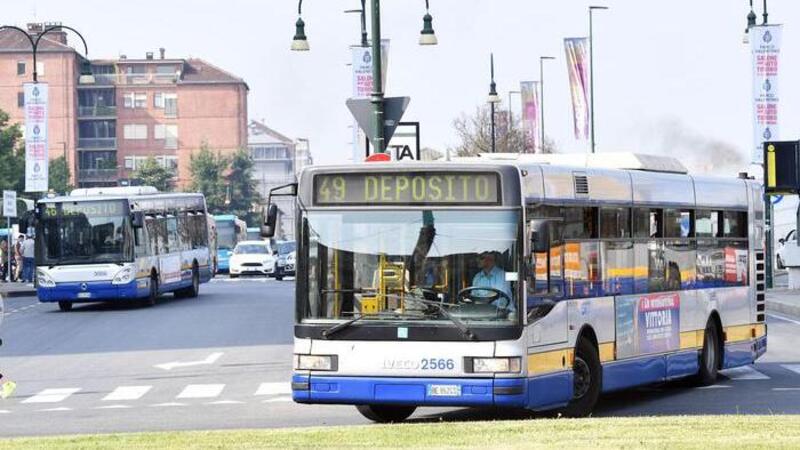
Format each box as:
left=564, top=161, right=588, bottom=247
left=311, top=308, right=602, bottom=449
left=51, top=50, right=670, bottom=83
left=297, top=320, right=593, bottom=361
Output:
left=2, top=191, right=16, bottom=218
left=24, top=82, right=49, bottom=193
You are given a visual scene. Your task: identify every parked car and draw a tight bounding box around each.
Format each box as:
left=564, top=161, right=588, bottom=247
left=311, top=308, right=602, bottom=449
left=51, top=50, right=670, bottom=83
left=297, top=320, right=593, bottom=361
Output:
left=777, top=229, right=796, bottom=269
left=273, top=241, right=296, bottom=281
left=229, top=241, right=275, bottom=278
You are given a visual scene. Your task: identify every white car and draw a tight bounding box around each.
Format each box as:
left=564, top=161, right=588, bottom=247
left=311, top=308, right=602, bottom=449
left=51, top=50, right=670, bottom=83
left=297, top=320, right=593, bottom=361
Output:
left=229, top=241, right=275, bottom=278
left=777, top=230, right=797, bottom=269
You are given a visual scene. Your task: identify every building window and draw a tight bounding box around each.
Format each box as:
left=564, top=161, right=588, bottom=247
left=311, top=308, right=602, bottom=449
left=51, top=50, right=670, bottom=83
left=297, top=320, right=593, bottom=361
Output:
left=124, top=156, right=135, bottom=170
left=164, top=93, right=177, bottom=117
left=123, top=93, right=134, bottom=108
left=123, top=124, right=148, bottom=140
left=16, top=61, right=25, bottom=76
left=17, top=92, right=24, bottom=108
left=154, top=124, right=178, bottom=149
left=135, top=93, right=147, bottom=108
left=154, top=93, right=164, bottom=109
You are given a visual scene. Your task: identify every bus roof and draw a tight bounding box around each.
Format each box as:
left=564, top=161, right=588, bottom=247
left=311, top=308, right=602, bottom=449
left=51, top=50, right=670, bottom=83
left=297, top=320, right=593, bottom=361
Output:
left=39, top=192, right=205, bottom=205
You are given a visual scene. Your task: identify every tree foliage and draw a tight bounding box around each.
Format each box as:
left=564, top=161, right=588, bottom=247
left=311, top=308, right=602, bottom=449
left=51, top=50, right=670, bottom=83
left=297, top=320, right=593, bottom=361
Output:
left=0, top=109, right=25, bottom=193
left=133, top=156, right=174, bottom=192
left=189, top=142, right=229, bottom=214
left=48, top=155, right=73, bottom=195
left=449, top=106, right=557, bottom=156
left=226, top=148, right=262, bottom=225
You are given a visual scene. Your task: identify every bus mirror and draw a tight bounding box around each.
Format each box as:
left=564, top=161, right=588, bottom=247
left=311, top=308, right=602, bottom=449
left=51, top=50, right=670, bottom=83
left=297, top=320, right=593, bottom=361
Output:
left=261, top=204, right=279, bottom=238
left=529, top=220, right=551, bottom=253
left=131, top=211, right=145, bottom=228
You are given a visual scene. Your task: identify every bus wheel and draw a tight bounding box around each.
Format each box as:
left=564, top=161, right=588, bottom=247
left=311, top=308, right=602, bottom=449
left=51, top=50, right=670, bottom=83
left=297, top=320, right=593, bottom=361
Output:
left=176, top=266, right=200, bottom=299
left=695, top=319, right=720, bottom=386
left=561, top=336, right=602, bottom=418
left=356, top=405, right=416, bottom=423
left=58, top=301, right=73, bottom=312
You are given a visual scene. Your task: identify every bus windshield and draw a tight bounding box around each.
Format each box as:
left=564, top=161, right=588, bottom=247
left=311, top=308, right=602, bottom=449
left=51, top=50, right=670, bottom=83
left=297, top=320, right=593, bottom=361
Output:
left=38, top=200, right=132, bottom=265
left=217, top=222, right=237, bottom=250
left=303, top=209, right=520, bottom=327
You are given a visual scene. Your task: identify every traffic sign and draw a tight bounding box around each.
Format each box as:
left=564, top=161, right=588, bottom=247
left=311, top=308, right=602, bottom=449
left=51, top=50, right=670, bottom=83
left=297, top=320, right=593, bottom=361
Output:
left=346, top=96, right=410, bottom=150
left=2, top=191, right=16, bottom=218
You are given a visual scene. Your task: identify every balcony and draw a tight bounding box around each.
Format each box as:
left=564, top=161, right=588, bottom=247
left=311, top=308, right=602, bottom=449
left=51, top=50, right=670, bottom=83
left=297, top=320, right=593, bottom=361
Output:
left=77, top=73, right=179, bottom=87
left=78, top=169, right=118, bottom=182
left=78, top=105, right=117, bottom=118
left=78, top=138, right=117, bottom=150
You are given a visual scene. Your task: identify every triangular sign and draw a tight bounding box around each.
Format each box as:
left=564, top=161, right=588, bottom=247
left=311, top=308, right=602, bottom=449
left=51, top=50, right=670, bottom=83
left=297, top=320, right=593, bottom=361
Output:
left=346, top=96, right=410, bottom=151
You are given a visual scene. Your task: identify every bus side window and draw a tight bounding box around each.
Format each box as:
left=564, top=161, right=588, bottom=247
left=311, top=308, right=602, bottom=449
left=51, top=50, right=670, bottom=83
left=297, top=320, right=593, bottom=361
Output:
left=145, top=217, right=158, bottom=256
left=166, top=216, right=179, bottom=253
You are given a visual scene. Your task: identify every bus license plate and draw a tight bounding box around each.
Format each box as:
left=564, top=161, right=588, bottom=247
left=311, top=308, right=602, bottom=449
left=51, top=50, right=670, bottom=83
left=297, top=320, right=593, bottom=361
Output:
left=77, top=292, right=91, bottom=299
left=428, top=384, right=461, bottom=397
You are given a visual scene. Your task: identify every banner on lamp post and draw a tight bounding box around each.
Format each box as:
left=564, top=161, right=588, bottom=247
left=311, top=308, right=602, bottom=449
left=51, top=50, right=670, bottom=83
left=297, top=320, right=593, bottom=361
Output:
left=351, top=40, right=390, bottom=162
left=520, top=81, right=540, bottom=153
left=24, top=82, right=49, bottom=193
left=751, top=25, right=782, bottom=164
left=564, top=38, right=590, bottom=141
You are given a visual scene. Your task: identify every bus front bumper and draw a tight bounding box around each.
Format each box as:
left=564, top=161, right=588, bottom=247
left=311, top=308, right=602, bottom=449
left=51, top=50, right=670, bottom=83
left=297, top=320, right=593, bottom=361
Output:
left=290, top=374, right=527, bottom=408
left=37, top=279, right=147, bottom=302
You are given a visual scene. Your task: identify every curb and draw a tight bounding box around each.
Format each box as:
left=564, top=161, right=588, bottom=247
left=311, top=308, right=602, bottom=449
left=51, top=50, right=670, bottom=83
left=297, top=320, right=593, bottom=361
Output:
left=767, top=300, right=800, bottom=320
left=0, top=289, right=37, bottom=299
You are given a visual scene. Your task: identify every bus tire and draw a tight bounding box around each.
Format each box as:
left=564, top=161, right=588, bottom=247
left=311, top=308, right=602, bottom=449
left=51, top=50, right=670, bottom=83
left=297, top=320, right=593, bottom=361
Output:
left=176, top=265, right=200, bottom=299
left=695, top=319, right=721, bottom=386
left=58, top=301, right=72, bottom=312
left=355, top=404, right=416, bottom=423
left=143, top=277, right=158, bottom=307
left=561, top=336, right=602, bottom=418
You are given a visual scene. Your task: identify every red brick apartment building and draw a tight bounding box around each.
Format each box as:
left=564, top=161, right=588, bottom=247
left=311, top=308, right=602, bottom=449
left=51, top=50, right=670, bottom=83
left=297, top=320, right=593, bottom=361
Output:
left=0, top=23, right=248, bottom=188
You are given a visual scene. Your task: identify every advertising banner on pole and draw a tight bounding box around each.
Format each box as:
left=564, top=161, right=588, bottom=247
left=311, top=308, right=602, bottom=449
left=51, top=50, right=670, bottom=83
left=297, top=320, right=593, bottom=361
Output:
left=564, top=38, right=590, bottom=141
left=751, top=25, right=782, bottom=164
left=24, top=82, right=49, bottom=192
left=520, top=81, right=540, bottom=153
left=351, top=40, right=390, bottom=162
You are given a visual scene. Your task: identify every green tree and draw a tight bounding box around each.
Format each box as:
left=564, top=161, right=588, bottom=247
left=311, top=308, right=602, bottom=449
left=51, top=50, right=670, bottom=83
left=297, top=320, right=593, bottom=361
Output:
left=226, top=148, right=262, bottom=225
left=133, top=156, right=174, bottom=192
left=189, top=142, right=228, bottom=213
left=0, top=109, right=25, bottom=193
left=48, top=155, right=73, bottom=195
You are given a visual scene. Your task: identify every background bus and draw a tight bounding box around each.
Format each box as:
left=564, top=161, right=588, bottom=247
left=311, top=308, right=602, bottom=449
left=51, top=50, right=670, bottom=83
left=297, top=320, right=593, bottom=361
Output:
left=246, top=227, right=262, bottom=241
left=273, top=154, right=766, bottom=422
left=213, top=215, right=247, bottom=273
left=35, top=186, right=214, bottom=311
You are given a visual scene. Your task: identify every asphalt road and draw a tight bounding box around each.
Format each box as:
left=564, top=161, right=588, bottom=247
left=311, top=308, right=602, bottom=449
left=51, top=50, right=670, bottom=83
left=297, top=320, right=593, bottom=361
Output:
left=2, top=279, right=800, bottom=437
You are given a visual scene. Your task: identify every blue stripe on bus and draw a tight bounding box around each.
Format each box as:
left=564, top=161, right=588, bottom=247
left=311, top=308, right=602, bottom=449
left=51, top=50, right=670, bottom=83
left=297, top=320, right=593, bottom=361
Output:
left=37, top=280, right=147, bottom=302
left=527, top=370, right=572, bottom=410
left=724, top=340, right=758, bottom=369
left=602, top=354, right=667, bottom=393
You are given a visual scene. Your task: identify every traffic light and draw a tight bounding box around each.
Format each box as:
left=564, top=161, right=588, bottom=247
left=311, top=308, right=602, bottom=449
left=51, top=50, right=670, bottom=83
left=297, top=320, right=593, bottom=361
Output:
left=764, top=140, right=800, bottom=194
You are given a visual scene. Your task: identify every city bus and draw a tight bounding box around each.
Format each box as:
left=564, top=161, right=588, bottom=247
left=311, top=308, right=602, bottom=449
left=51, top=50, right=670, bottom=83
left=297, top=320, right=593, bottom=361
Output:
left=213, top=215, right=247, bottom=273
left=34, top=186, right=214, bottom=311
left=263, top=153, right=766, bottom=422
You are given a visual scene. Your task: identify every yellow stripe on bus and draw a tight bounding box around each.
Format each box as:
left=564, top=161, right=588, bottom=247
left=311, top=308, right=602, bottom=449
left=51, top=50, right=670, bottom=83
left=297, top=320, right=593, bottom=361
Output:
left=725, top=324, right=766, bottom=343
left=528, top=349, right=573, bottom=375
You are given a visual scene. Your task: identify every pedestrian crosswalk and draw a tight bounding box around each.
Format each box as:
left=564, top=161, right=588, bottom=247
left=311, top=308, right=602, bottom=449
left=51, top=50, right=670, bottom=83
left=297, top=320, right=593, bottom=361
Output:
left=2, top=381, right=294, bottom=413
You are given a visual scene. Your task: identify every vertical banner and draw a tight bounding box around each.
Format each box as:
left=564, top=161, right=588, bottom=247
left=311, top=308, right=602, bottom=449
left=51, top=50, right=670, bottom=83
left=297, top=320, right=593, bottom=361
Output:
left=520, top=81, right=540, bottom=153
left=751, top=25, right=782, bottom=164
left=564, top=38, right=590, bottom=140
left=350, top=40, right=390, bottom=162
left=24, top=82, right=49, bottom=192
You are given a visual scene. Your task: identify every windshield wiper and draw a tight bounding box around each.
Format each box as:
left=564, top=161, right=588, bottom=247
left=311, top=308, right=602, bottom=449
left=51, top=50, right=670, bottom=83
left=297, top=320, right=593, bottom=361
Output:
left=321, top=312, right=411, bottom=339
left=394, top=294, right=476, bottom=341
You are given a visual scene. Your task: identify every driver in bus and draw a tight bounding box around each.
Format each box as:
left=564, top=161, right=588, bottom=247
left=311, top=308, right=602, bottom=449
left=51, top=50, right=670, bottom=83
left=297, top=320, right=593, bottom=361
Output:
left=472, top=251, right=513, bottom=310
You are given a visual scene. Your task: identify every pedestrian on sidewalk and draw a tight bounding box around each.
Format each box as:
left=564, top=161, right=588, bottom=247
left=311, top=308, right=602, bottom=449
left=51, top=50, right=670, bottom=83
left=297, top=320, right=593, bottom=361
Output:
left=21, top=234, right=35, bottom=283
left=0, top=239, right=7, bottom=282
left=13, top=235, right=23, bottom=283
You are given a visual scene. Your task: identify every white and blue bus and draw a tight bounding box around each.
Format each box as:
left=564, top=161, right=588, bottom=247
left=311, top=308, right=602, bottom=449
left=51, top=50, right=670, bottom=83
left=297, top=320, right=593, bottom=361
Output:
left=35, top=186, right=214, bottom=311
left=263, top=153, right=767, bottom=422
left=213, top=214, right=247, bottom=273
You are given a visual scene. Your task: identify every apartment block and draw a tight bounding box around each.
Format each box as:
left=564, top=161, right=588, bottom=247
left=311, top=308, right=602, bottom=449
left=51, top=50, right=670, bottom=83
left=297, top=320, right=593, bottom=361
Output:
left=0, top=23, right=248, bottom=189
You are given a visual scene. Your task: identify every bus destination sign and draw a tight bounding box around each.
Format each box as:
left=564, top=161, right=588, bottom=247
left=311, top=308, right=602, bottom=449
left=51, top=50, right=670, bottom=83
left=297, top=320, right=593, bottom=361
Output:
left=313, top=172, right=501, bottom=206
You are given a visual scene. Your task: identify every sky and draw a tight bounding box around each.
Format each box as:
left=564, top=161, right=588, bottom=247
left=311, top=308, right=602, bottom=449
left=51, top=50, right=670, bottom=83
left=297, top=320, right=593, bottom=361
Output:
left=5, top=0, right=800, bottom=175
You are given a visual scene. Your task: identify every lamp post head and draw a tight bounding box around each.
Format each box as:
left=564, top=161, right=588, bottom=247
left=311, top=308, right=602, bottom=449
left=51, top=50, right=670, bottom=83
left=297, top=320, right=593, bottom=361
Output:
left=291, top=17, right=310, bottom=51
left=487, top=53, right=500, bottom=103
left=743, top=6, right=758, bottom=44
left=78, top=59, right=95, bottom=85
left=419, top=13, right=438, bottom=45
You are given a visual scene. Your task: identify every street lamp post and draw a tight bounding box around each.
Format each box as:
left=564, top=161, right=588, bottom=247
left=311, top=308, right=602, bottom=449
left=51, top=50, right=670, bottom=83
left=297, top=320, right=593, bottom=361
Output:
left=0, top=24, right=94, bottom=84
left=588, top=6, right=608, bottom=154
left=539, top=56, right=555, bottom=153
left=291, top=0, right=437, bottom=154
left=487, top=53, right=501, bottom=154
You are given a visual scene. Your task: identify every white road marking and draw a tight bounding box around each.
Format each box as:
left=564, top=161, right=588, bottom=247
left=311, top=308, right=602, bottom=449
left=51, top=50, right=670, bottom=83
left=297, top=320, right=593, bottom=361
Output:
left=0, top=410, right=10, bottom=414
left=696, top=384, right=732, bottom=389
left=38, top=407, right=72, bottom=412
left=255, top=382, right=292, bottom=396
left=782, top=365, right=800, bottom=375
left=95, top=404, right=133, bottom=409
left=22, top=388, right=81, bottom=404
left=262, top=396, right=293, bottom=403
left=154, top=352, right=224, bottom=371
left=773, top=388, right=800, bottom=391
left=103, top=386, right=152, bottom=401
left=767, top=313, right=800, bottom=326
left=721, top=366, right=770, bottom=380
left=150, top=402, right=187, bottom=407
left=177, top=384, right=225, bottom=399
left=207, top=400, right=244, bottom=405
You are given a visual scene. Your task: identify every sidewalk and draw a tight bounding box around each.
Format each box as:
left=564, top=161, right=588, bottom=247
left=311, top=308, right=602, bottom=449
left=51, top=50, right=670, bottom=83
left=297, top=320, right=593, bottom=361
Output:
left=768, top=289, right=800, bottom=318
left=0, top=282, right=36, bottom=298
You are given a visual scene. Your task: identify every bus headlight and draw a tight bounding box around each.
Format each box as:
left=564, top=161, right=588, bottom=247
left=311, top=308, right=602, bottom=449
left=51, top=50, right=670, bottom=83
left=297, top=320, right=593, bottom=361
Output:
left=37, top=270, right=56, bottom=288
left=294, top=354, right=338, bottom=371
left=469, top=357, right=522, bottom=374
left=112, top=267, right=135, bottom=285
